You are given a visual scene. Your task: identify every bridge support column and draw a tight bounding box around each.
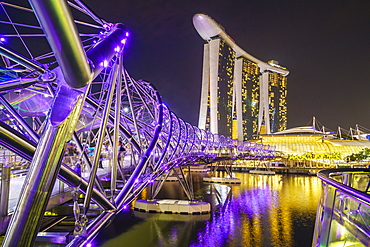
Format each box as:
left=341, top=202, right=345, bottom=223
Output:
left=0, top=165, right=11, bottom=235
left=0, top=165, right=10, bottom=217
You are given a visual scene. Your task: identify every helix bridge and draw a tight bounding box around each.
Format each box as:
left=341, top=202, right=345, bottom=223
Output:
left=0, top=1, right=276, bottom=246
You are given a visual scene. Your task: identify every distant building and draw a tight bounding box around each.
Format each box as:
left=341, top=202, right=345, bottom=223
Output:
left=193, top=14, right=289, bottom=140
left=258, top=126, right=370, bottom=158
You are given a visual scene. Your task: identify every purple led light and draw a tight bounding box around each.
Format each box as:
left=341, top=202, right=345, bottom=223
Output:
left=114, top=46, right=120, bottom=52
left=103, top=23, right=110, bottom=30
left=121, top=39, right=127, bottom=44
left=86, top=243, right=92, bottom=247
left=0, top=37, right=5, bottom=42
left=125, top=32, right=129, bottom=37
left=100, top=59, right=108, bottom=67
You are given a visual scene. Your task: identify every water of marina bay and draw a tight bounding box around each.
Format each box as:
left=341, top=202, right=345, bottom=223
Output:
left=94, top=171, right=321, bottom=247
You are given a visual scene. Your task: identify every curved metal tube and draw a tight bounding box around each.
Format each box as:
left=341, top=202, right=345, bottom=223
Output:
left=29, top=0, right=91, bottom=88
left=0, top=121, right=115, bottom=210
left=0, top=45, right=46, bottom=73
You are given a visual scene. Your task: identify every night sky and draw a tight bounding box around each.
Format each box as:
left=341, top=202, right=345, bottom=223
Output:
left=88, top=0, right=370, bottom=132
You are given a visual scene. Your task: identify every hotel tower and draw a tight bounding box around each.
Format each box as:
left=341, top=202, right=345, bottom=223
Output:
left=193, top=14, right=289, bottom=140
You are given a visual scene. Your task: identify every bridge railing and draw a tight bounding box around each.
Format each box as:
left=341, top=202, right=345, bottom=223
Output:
left=313, top=168, right=370, bottom=246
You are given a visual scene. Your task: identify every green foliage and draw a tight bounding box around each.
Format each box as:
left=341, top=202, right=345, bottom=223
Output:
left=286, top=152, right=342, bottom=161
left=345, top=147, right=370, bottom=162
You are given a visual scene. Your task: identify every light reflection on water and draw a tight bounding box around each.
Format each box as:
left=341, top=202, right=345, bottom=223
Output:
left=95, top=172, right=321, bottom=247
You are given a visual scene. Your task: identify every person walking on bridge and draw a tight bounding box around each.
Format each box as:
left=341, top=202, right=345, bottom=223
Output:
left=118, top=141, right=126, bottom=166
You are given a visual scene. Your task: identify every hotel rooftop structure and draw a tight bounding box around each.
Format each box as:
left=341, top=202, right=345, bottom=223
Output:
left=193, top=14, right=289, bottom=141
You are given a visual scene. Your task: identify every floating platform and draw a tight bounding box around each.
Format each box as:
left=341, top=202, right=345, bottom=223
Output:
left=203, top=177, right=241, bottom=184
left=155, top=176, right=178, bottom=181
left=190, top=166, right=210, bottom=172
left=134, top=199, right=210, bottom=215
left=190, top=167, right=211, bottom=172
left=249, top=170, right=276, bottom=175
left=134, top=211, right=210, bottom=221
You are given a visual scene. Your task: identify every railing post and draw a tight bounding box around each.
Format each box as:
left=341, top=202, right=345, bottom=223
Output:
left=59, top=180, right=65, bottom=197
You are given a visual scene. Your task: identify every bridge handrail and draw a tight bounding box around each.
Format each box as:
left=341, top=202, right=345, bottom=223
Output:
left=314, top=168, right=370, bottom=246
left=317, top=168, right=370, bottom=204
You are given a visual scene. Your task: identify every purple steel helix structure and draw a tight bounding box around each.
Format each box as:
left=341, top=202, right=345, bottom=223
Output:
left=0, top=1, right=276, bottom=246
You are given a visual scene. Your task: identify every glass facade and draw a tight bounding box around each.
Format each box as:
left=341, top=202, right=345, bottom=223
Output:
left=241, top=58, right=260, bottom=140
left=205, top=91, right=211, bottom=132
left=217, top=40, right=235, bottom=137
left=268, top=72, right=288, bottom=133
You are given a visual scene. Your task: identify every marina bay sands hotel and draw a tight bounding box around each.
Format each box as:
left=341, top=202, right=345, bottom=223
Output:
left=193, top=14, right=289, bottom=141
